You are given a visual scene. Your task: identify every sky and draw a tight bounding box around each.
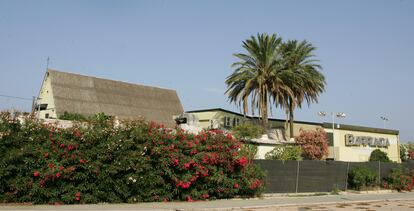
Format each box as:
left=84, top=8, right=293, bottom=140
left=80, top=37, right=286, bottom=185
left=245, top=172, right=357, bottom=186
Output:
left=0, top=0, right=413, bottom=141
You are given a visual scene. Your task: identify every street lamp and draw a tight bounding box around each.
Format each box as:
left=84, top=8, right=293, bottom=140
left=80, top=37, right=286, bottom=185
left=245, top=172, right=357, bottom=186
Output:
left=318, top=111, right=346, bottom=160
left=380, top=116, right=389, bottom=129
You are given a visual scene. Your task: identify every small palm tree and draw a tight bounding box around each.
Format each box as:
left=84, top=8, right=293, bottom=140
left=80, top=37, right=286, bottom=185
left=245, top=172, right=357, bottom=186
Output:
left=279, top=40, right=326, bottom=138
left=226, top=33, right=291, bottom=128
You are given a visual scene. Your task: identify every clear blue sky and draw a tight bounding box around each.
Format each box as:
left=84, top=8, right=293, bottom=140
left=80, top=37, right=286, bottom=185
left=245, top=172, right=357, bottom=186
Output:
left=0, top=0, right=413, bottom=141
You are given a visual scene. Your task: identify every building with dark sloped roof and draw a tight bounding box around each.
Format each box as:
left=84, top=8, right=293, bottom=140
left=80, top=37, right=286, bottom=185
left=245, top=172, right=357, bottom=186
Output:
left=36, top=69, right=183, bottom=127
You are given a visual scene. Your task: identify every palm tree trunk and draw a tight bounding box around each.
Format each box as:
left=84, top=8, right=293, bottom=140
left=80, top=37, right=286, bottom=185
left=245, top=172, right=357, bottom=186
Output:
left=289, top=100, right=294, bottom=139
left=243, top=95, right=248, bottom=117
left=261, top=87, right=268, bottom=129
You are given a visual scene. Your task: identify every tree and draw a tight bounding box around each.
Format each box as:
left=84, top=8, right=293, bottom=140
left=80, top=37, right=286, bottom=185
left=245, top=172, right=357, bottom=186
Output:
left=278, top=40, right=325, bottom=138
left=295, top=128, right=329, bottom=160
left=226, top=33, right=292, bottom=129
left=369, top=149, right=390, bottom=162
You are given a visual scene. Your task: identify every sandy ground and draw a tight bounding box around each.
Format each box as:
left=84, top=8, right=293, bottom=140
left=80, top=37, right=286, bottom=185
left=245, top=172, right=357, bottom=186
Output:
left=243, top=200, right=414, bottom=211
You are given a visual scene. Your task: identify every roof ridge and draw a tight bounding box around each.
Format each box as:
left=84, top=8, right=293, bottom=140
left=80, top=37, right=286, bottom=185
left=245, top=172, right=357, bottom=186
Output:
left=47, top=68, right=177, bottom=92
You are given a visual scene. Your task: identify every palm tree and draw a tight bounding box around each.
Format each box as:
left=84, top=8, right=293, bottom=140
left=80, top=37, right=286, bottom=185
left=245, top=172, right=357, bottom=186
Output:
left=279, top=40, right=326, bottom=138
left=226, top=33, right=291, bottom=129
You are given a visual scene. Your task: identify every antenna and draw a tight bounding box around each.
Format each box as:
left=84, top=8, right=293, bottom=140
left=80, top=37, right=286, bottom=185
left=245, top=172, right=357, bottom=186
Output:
left=46, top=57, right=50, bottom=70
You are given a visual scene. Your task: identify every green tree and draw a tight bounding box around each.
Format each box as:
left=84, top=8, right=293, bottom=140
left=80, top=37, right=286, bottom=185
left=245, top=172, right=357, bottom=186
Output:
left=278, top=40, right=325, bottom=138
left=226, top=33, right=292, bottom=129
left=369, top=149, right=391, bottom=162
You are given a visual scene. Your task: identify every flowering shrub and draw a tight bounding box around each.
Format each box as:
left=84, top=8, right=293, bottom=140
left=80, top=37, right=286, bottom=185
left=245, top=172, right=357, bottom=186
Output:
left=295, top=128, right=328, bottom=160
left=265, top=145, right=302, bottom=161
left=400, top=143, right=414, bottom=161
left=0, top=112, right=265, bottom=204
left=383, top=168, right=414, bottom=192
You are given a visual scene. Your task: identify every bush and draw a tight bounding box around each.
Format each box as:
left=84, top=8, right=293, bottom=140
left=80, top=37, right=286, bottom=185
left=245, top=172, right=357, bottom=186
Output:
left=239, top=144, right=258, bottom=160
left=59, top=111, right=87, bottom=121
left=383, top=167, right=414, bottom=192
left=295, top=128, right=329, bottom=160
left=265, top=145, right=302, bottom=161
left=0, top=112, right=265, bottom=204
left=348, top=166, right=378, bottom=190
left=231, top=123, right=265, bottom=141
left=369, top=149, right=390, bottom=162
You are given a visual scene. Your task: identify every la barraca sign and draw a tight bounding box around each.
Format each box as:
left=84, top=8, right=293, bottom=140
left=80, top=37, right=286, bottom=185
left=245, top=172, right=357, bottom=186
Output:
left=345, top=134, right=390, bottom=147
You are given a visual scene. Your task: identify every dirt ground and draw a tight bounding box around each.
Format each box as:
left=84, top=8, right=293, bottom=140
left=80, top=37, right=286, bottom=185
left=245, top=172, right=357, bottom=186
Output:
left=244, top=200, right=414, bottom=211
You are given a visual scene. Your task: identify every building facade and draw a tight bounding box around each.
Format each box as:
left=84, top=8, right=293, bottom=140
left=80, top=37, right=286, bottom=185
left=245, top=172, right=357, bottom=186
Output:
left=187, top=108, right=400, bottom=162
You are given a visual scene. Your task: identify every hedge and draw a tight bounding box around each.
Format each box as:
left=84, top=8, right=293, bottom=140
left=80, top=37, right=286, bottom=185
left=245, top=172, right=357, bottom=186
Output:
left=0, top=112, right=265, bottom=204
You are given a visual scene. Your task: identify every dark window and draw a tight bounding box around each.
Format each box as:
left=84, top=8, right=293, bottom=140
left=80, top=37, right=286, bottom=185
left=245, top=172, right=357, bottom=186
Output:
left=327, top=132, right=333, bottom=146
left=45, top=113, right=49, bottom=119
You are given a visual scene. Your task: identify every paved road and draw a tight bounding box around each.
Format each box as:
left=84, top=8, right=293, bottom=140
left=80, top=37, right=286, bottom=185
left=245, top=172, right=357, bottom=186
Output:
left=1, top=192, right=414, bottom=210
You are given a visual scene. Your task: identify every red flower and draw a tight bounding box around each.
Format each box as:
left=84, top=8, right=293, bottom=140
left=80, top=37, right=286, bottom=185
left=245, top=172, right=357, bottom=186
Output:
left=201, top=194, right=209, bottom=199
left=60, top=143, right=65, bottom=148
left=79, top=159, right=86, bottom=164
left=236, top=156, right=248, bottom=167
left=176, top=181, right=191, bottom=189
left=59, top=166, right=64, bottom=171
left=44, top=152, right=49, bottom=158
left=249, top=179, right=261, bottom=190
left=172, top=159, right=179, bottom=166
left=56, top=172, right=61, bottom=178
left=48, top=163, right=55, bottom=169
left=34, top=171, right=40, bottom=177
left=186, top=196, right=194, bottom=202
left=75, top=192, right=81, bottom=201
left=67, top=144, right=75, bottom=151
left=234, top=183, right=239, bottom=189
left=184, top=163, right=191, bottom=169
left=73, top=130, right=82, bottom=138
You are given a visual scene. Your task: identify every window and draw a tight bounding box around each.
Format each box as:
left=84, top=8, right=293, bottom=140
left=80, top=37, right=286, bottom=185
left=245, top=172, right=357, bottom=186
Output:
left=225, top=116, right=232, bottom=127
left=45, top=113, right=49, bottom=119
left=235, top=118, right=240, bottom=126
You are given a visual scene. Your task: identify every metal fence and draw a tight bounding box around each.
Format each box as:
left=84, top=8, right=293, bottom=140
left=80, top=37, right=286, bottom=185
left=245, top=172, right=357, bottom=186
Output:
left=253, top=160, right=414, bottom=193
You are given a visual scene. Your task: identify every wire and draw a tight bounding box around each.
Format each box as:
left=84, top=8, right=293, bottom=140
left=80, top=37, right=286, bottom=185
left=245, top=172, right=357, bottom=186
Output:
left=0, top=94, right=33, bottom=101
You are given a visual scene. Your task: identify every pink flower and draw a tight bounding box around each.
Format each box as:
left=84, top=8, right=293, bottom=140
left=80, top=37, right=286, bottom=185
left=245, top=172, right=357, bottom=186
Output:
left=75, top=192, right=81, bottom=201
left=59, top=166, right=64, bottom=171
left=48, top=163, right=55, bottom=169
left=34, top=171, right=40, bottom=177
left=60, top=143, right=65, bottom=148
left=67, top=144, right=75, bottom=151
left=79, top=159, right=86, bottom=164
left=172, top=159, right=179, bottom=166
left=56, top=172, right=61, bottom=178
left=184, top=163, right=191, bottom=169
left=44, top=152, right=49, bottom=158
left=234, top=183, right=239, bottom=189
left=236, top=156, right=248, bottom=167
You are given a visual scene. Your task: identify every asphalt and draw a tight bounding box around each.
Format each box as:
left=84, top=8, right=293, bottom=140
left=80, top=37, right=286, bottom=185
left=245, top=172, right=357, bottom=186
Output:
left=1, top=191, right=414, bottom=211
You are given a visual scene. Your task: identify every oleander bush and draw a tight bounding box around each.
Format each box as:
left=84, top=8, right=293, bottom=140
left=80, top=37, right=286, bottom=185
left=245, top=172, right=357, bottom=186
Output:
left=295, top=128, right=329, bottom=160
left=348, top=166, right=378, bottom=190
left=0, top=112, right=265, bottom=204
left=382, top=167, right=414, bottom=192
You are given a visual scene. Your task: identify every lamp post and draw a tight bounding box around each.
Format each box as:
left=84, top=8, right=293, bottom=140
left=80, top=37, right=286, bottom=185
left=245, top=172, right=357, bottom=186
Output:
left=318, top=111, right=346, bottom=160
left=380, top=116, right=389, bottom=129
